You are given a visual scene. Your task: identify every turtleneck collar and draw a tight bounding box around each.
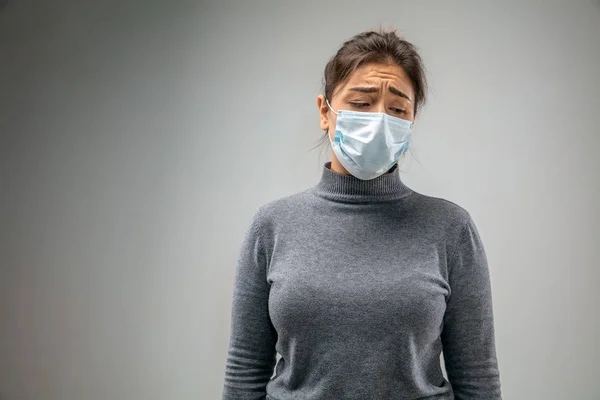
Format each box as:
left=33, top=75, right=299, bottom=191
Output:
left=311, top=161, right=412, bottom=203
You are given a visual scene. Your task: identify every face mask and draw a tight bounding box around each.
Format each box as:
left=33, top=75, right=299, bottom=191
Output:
left=326, top=99, right=413, bottom=180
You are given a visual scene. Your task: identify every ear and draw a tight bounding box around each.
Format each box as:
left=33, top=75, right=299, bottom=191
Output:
left=316, top=94, right=330, bottom=132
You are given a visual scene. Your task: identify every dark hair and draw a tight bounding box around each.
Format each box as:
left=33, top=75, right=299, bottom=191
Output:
left=323, top=29, right=428, bottom=116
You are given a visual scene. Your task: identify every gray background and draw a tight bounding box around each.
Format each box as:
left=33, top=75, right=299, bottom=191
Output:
left=1, top=0, right=599, bottom=399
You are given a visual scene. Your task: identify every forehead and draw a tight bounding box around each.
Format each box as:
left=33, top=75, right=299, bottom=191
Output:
left=341, top=62, right=414, bottom=96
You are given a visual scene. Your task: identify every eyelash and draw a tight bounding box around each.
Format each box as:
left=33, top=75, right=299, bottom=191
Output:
left=349, top=102, right=405, bottom=114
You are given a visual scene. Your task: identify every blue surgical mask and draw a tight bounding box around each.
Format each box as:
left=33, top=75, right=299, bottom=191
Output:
left=326, top=99, right=413, bottom=180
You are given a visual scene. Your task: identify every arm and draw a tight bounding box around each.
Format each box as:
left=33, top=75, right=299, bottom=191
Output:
left=222, top=210, right=277, bottom=400
left=442, top=216, right=502, bottom=399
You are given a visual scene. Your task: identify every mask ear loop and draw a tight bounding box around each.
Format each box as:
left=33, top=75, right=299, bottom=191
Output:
left=324, top=98, right=338, bottom=146
left=325, top=98, right=338, bottom=115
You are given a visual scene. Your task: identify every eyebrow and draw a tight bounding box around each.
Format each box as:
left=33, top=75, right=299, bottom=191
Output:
left=349, top=86, right=412, bottom=102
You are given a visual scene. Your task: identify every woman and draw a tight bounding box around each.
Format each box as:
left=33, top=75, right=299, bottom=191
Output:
left=222, top=30, right=501, bottom=399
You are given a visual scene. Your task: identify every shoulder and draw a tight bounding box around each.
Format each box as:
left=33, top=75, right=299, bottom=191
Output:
left=249, top=188, right=313, bottom=233
left=400, top=189, right=478, bottom=247
left=407, top=190, right=472, bottom=227
left=406, top=190, right=489, bottom=259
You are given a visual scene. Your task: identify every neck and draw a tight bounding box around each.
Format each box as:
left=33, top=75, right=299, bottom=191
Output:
left=311, top=161, right=411, bottom=203
left=329, top=154, right=397, bottom=177
left=329, top=156, right=351, bottom=176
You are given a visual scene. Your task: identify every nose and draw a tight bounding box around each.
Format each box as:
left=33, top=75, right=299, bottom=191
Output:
left=373, top=99, right=386, bottom=113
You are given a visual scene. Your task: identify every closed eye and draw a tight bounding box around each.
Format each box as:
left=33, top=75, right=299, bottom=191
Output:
left=349, top=102, right=370, bottom=109
left=391, top=108, right=406, bottom=114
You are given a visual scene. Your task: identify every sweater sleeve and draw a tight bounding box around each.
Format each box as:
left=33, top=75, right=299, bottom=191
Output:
left=441, top=216, right=502, bottom=399
left=222, top=210, right=277, bottom=400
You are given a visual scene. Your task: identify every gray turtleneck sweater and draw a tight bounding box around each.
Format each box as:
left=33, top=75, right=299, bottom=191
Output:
left=222, top=162, right=501, bottom=400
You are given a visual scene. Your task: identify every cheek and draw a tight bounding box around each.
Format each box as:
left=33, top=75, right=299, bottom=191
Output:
left=324, top=112, right=337, bottom=132
left=329, top=115, right=337, bottom=130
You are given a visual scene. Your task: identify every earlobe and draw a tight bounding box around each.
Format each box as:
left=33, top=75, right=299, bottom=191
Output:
left=317, top=94, right=329, bottom=131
